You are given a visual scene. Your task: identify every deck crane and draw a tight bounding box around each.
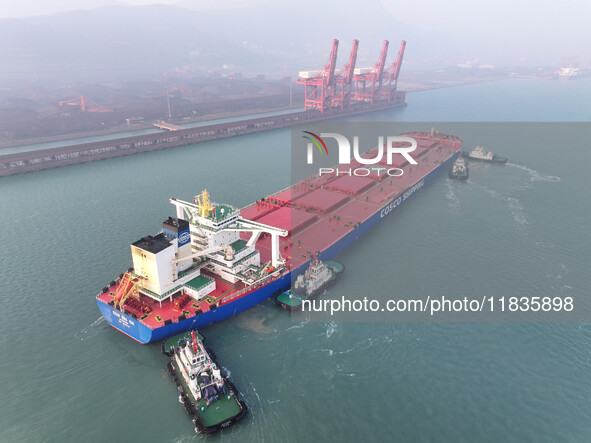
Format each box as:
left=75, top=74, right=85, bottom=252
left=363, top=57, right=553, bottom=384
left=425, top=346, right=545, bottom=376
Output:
left=113, top=273, right=141, bottom=310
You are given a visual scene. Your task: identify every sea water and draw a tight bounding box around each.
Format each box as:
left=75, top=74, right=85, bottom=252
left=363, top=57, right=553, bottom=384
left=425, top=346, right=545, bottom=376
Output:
left=0, top=77, right=590, bottom=442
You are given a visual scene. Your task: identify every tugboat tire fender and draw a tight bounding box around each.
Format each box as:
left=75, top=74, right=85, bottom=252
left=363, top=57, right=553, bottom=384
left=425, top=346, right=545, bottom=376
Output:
left=161, top=341, right=170, bottom=357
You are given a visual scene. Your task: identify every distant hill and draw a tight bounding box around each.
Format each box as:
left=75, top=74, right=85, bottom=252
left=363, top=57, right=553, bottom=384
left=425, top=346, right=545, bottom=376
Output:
left=0, top=5, right=249, bottom=83
left=0, top=1, right=471, bottom=84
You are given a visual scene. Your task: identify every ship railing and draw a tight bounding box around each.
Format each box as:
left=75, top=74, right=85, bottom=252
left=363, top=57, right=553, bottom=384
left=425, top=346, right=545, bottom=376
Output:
left=177, top=263, right=201, bottom=280
left=220, top=269, right=284, bottom=305
left=140, top=285, right=182, bottom=301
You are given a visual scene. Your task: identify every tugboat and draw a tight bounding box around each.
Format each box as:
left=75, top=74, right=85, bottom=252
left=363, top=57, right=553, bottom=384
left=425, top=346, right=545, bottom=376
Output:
left=462, top=143, right=507, bottom=164
left=274, top=254, right=344, bottom=311
left=162, top=330, right=247, bottom=434
left=449, top=153, right=469, bottom=180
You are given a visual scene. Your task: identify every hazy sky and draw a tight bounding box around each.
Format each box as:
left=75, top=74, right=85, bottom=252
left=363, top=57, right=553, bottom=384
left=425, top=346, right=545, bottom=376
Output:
left=1, top=0, right=188, bottom=18
left=2, top=0, right=588, bottom=28
left=1, top=0, right=589, bottom=64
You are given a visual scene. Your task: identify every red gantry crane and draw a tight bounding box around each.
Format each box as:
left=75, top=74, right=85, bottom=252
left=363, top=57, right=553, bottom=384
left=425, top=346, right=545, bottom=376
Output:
left=353, top=40, right=389, bottom=104
left=331, top=39, right=359, bottom=111
left=381, top=40, right=407, bottom=103
left=58, top=96, right=112, bottom=113
left=296, top=39, right=340, bottom=113
left=298, top=39, right=406, bottom=111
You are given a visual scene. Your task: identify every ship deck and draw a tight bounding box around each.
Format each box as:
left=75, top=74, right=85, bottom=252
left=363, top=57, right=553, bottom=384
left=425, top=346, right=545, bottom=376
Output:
left=97, top=272, right=247, bottom=329
left=97, top=132, right=461, bottom=330
left=251, top=133, right=461, bottom=270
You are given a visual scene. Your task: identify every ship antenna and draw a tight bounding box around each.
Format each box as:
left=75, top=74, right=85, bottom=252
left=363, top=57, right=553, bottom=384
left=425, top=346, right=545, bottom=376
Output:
left=176, top=315, right=201, bottom=344
left=187, top=315, right=200, bottom=336
left=191, top=330, right=198, bottom=352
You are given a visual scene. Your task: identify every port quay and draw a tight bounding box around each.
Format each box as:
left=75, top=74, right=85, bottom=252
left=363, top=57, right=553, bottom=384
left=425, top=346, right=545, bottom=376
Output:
left=0, top=97, right=405, bottom=177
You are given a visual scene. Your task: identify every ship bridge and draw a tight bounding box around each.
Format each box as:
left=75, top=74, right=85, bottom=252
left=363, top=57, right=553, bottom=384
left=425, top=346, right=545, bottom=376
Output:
left=169, top=193, right=288, bottom=268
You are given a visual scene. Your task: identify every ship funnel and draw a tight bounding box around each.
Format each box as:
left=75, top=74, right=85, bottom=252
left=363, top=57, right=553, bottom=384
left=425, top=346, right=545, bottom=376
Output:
left=163, top=217, right=192, bottom=272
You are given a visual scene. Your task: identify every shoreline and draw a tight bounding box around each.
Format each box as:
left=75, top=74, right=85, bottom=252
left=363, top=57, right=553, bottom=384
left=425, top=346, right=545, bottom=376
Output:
left=0, top=104, right=303, bottom=150
left=0, top=77, right=506, bottom=151
left=0, top=100, right=408, bottom=177
left=401, top=76, right=509, bottom=93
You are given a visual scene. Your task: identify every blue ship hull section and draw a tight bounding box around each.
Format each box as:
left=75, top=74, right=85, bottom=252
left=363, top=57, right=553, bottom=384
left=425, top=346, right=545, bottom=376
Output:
left=97, top=273, right=291, bottom=344
left=98, top=153, right=457, bottom=343
left=317, top=152, right=458, bottom=261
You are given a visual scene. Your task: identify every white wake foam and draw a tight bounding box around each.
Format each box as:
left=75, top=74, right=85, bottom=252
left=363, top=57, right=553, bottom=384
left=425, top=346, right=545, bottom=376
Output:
left=445, top=180, right=461, bottom=211
left=472, top=182, right=528, bottom=230
left=325, top=321, right=337, bottom=338
left=505, top=196, right=528, bottom=229
left=507, top=162, right=561, bottom=183
left=75, top=316, right=106, bottom=340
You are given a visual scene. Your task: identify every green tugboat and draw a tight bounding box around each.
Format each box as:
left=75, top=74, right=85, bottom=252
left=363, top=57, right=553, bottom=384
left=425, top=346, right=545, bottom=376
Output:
left=162, top=331, right=247, bottom=434
left=274, top=255, right=344, bottom=311
left=449, top=152, right=469, bottom=180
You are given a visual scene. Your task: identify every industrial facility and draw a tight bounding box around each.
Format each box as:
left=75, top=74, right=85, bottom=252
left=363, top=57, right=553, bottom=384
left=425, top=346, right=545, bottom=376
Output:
left=297, top=39, right=406, bottom=112
left=0, top=39, right=407, bottom=176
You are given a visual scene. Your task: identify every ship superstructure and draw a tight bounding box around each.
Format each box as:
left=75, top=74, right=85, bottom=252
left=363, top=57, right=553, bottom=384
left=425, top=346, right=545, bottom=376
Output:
left=117, top=191, right=286, bottom=308
left=173, top=331, right=225, bottom=402
left=169, top=190, right=287, bottom=282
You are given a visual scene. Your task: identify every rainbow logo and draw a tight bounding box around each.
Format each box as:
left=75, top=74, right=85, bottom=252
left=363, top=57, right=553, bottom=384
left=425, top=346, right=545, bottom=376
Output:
left=302, top=131, right=328, bottom=155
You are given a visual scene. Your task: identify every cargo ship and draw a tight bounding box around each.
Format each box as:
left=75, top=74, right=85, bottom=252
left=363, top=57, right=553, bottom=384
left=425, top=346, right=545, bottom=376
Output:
left=96, top=131, right=462, bottom=343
